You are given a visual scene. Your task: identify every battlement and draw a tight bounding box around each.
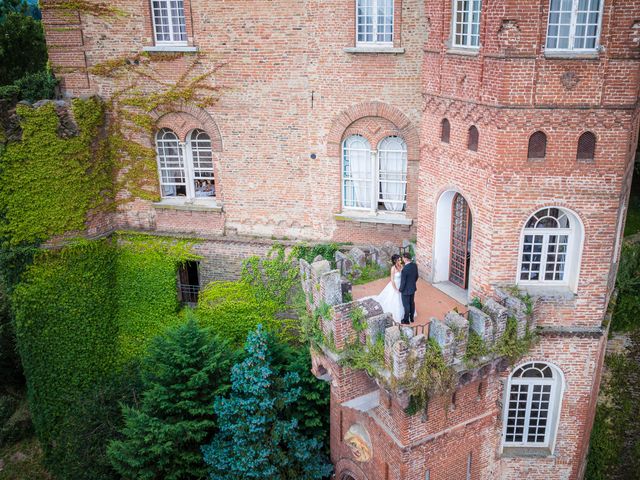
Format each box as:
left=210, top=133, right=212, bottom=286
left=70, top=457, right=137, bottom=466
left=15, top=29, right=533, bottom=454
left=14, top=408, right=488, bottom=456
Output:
left=301, top=256, right=538, bottom=412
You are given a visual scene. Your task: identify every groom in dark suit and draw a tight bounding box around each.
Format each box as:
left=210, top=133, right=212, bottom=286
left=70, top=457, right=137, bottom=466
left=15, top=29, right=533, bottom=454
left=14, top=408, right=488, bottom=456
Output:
left=398, top=252, right=418, bottom=324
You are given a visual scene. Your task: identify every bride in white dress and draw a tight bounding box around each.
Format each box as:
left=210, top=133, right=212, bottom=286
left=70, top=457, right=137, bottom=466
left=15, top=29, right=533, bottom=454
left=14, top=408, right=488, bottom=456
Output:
left=375, top=254, right=405, bottom=323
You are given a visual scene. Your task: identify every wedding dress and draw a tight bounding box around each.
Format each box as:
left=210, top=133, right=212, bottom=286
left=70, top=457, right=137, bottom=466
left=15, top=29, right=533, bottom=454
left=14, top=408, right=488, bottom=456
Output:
left=375, top=271, right=404, bottom=323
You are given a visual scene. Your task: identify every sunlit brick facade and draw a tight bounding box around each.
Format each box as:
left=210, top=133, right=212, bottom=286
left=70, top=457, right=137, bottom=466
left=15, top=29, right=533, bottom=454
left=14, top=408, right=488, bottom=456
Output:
left=43, top=0, right=640, bottom=478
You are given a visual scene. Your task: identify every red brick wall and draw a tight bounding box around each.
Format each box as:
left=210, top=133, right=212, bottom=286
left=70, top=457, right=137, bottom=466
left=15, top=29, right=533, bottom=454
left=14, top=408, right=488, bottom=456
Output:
left=40, top=0, right=640, bottom=478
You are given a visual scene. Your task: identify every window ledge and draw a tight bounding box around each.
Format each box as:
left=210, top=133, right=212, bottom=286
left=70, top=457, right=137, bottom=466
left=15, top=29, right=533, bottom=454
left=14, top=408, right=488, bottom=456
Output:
left=446, top=47, right=480, bottom=57
left=143, top=45, right=199, bottom=53
left=334, top=211, right=412, bottom=226
left=153, top=199, right=222, bottom=212
left=543, top=50, right=600, bottom=60
left=501, top=447, right=553, bottom=458
left=344, top=46, right=405, bottom=54
left=516, top=284, right=576, bottom=301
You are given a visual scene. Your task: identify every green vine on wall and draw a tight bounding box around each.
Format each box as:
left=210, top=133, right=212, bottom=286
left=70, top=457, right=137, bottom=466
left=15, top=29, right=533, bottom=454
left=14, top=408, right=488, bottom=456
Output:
left=87, top=52, right=225, bottom=203
left=0, top=98, right=113, bottom=246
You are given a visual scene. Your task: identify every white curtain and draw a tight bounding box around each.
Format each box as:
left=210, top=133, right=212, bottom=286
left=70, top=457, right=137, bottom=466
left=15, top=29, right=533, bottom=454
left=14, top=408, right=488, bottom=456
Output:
left=343, top=136, right=372, bottom=209
left=378, top=137, right=407, bottom=211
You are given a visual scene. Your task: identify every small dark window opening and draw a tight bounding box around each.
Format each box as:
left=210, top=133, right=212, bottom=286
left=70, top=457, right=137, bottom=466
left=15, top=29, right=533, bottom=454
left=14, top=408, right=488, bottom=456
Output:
left=528, top=131, right=547, bottom=160
left=451, top=391, right=457, bottom=409
left=178, top=260, right=200, bottom=304
left=441, top=118, right=451, bottom=143
left=577, top=131, right=596, bottom=161
left=468, top=126, right=479, bottom=151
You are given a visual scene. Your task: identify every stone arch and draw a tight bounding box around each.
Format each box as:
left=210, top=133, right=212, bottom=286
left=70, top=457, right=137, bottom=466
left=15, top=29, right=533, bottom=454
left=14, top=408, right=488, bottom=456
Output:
left=327, top=101, right=419, bottom=161
left=334, top=458, right=369, bottom=480
left=150, top=102, right=222, bottom=150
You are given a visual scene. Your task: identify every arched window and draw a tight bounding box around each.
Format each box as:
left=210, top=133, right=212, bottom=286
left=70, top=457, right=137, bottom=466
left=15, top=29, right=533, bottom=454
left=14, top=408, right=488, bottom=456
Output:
left=189, top=130, right=215, bottom=198
left=156, top=128, right=186, bottom=198
left=503, top=362, right=564, bottom=450
left=527, top=131, right=547, bottom=160
left=342, top=135, right=408, bottom=213
left=577, top=131, right=596, bottom=161
left=377, top=136, right=407, bottom=212
left=156, top=128, right=215, bottom=201
left=441, top=118, right=451, bottom=143
left=468, top=126, right=479, bottom=152
left=518, top=207, right=582, bottom=288
left=343, top=135, right=373, bottom=210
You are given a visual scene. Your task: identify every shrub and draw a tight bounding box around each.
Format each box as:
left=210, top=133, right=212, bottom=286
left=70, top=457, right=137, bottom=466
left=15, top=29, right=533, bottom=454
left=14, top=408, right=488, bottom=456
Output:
left=196, top=280, right=278, bottom=346
left=201, top=325, right=333, bottom=480
left=610, top=242, right=640, bottom=332
left=12, top=70, right=58, bottom=102
left=40, top=368, right=140, bottom=480
left=108, top=320, right=234, bottom=480
left=12, top=240, right=119, bottom=475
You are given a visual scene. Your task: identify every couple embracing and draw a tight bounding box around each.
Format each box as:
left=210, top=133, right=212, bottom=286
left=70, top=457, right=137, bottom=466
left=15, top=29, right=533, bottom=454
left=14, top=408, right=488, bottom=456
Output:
left=375, top=252, right=418, bottom=325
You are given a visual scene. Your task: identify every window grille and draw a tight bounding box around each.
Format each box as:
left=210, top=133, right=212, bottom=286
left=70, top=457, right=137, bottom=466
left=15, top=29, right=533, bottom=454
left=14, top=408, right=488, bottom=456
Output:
left=356, top=0, right=394, bottom=46
left=178, top=260, right=200, bottom=304
left=528, top=131, right=547, bottom=160
left=546, top=0, right=602, bottom=51
left=468, top=126, right=479, bottom=151
left=452, top=0, right=482, bottom=48
left=156, top=128, right=216, bottom=201
left=576, top=131, right=596, bottom=161
left=441, top=118, right=451, bottom=143
left=519, top=208, right=572, bottom=283
left=503, top=362, right=562, bottom=448
left=151, top=0, right=187, bottom=44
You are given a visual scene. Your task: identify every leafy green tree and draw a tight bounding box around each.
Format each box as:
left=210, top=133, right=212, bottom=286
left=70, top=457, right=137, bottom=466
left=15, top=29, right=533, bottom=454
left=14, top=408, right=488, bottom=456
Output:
left=108, top=319, right=235, bottom=480
left=0, top=12, right=48, bottom=85
left=201, top=325, right=333, bottom=480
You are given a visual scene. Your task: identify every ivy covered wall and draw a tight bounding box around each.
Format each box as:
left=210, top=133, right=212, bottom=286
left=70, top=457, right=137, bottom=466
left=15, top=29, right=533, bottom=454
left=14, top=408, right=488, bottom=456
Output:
left=0, top=98, right=112, bottom=245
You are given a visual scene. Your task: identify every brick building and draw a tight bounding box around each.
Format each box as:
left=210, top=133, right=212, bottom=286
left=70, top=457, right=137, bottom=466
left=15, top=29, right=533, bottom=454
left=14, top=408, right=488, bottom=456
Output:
left=42, top=0, right=640, bottom=478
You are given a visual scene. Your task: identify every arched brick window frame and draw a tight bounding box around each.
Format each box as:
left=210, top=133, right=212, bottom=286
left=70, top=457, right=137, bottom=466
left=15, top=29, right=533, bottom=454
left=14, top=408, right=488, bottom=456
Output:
left=441, top=118, right=451, bottom=143
left=468, top=125, right=479, bottom=151
left=334, top=458, right=369, bottom=480
left=151, top=105, right=223, bottom=201
left=527, top=131, right=547, bottom=160
left=328, top=102, right=418, bottom=216
left=576, top=131, right=596, bottom=162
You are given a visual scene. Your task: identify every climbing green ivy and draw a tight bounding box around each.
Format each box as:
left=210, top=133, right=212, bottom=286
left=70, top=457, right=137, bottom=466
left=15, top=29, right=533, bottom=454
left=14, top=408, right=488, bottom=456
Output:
left=0, top=98, right=113, bottom=245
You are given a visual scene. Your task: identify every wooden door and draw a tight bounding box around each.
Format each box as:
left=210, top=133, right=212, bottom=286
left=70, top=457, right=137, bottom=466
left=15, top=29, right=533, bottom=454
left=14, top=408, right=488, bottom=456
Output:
left=449, top=193, right=471, bottom=289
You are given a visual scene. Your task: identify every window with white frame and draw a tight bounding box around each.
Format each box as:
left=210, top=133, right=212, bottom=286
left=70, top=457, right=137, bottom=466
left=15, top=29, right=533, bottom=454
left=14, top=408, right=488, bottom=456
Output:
left=518, top=207, right=581, bottom=285
left=151, top=0, right=187, bottom=45
left=452, top=0, right=482, bottom=48
left=356, top=0, right=394, bottom=46
left=342, top=135, right=407, bottom=212
left=545, top=0, right=603, bottom=52
left=503, top=362, right=563, bottom=449
left=156, top=128, right=215, bottom=200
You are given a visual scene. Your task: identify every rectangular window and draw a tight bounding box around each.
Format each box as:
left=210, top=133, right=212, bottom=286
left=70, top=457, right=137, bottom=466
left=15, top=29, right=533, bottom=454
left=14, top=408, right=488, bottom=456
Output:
left=452, top=0, right=482, bottom=48
left=546, top=0, right=603, bottom=51
left=505, top=381, right=554, bottom=446
left=151, top=0, right=187, bottom=45
left=356, top=0, right=394, bottom=46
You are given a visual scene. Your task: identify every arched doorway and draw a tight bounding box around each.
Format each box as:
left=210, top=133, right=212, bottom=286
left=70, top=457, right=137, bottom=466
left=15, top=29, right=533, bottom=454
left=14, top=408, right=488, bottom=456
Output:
left=341, top=474, right=357, bottom=480
left=433, top=191, right=473, bottom=298
left=449, top=193, right=472, bottom=289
